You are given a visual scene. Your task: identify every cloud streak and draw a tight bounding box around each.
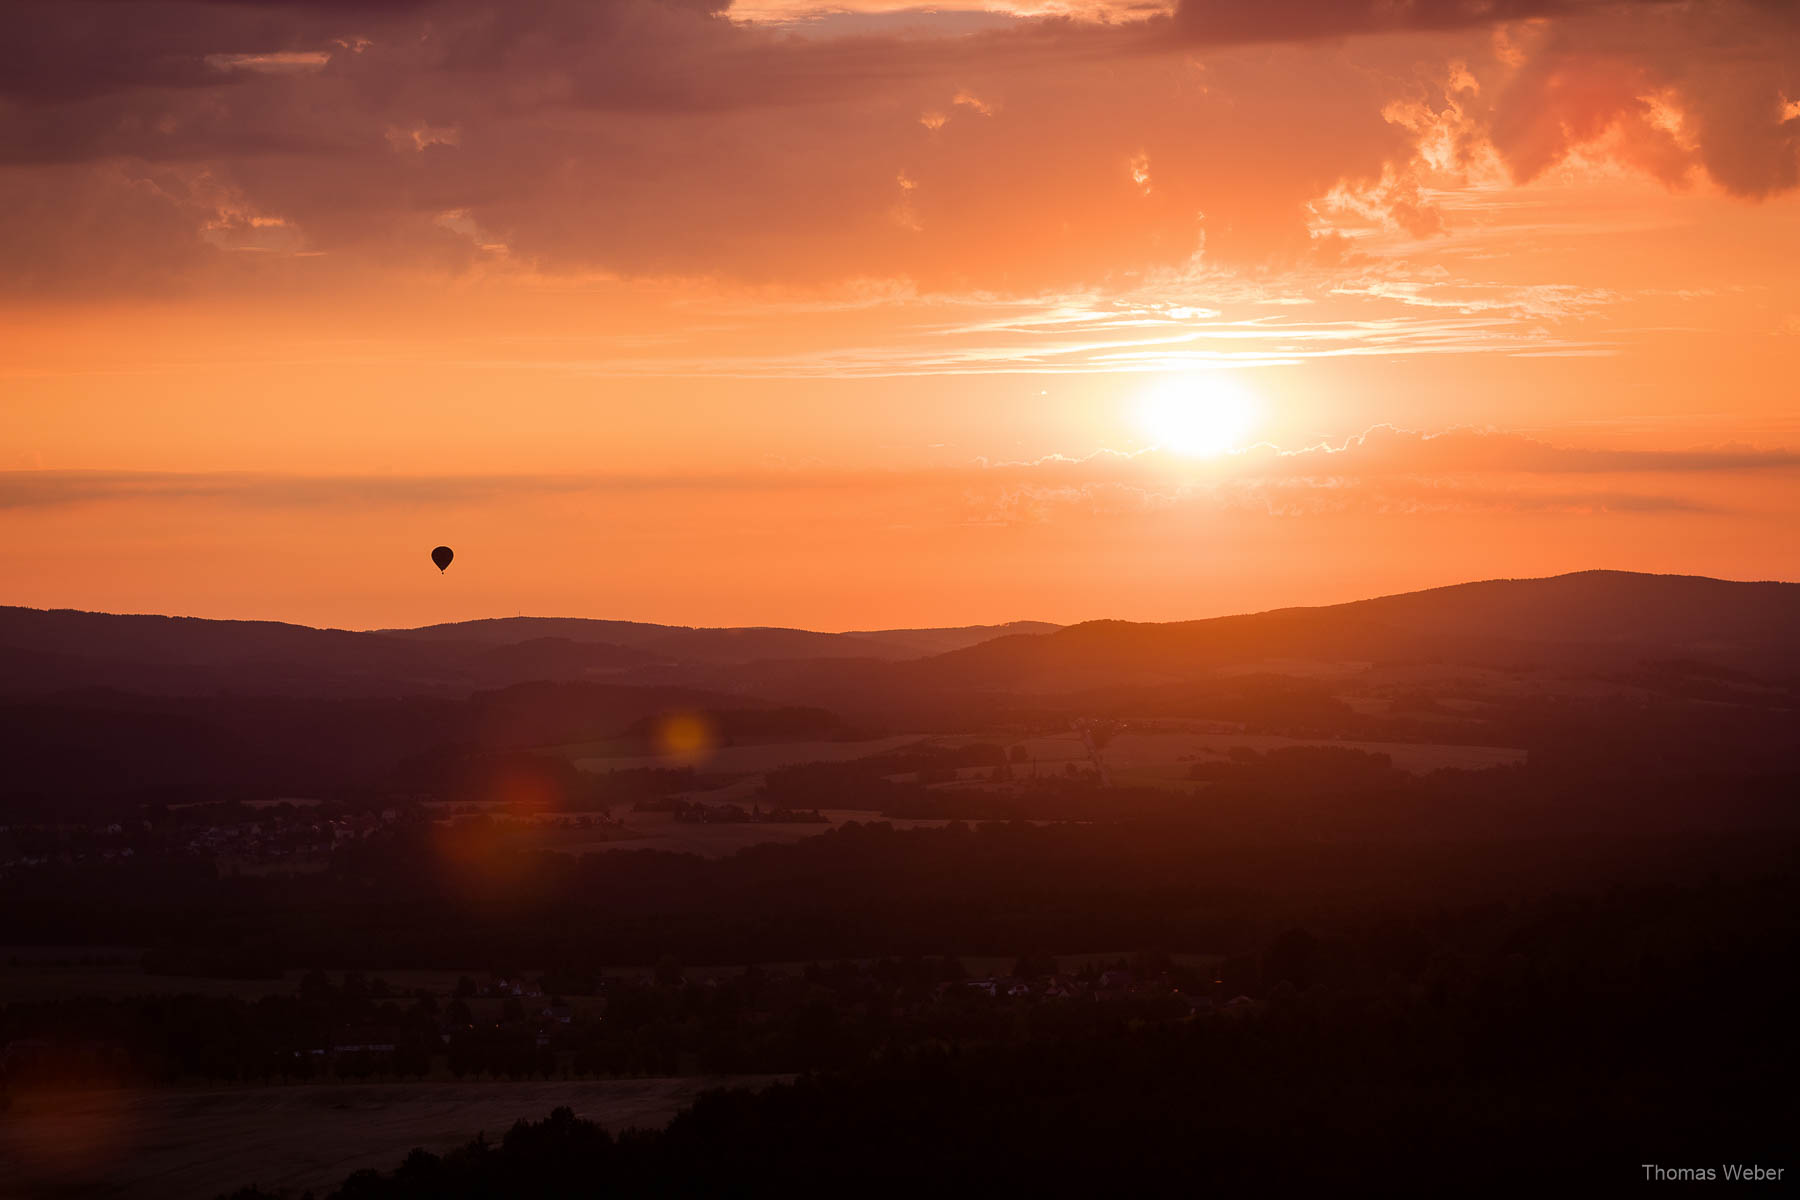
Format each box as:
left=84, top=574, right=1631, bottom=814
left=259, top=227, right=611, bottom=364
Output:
left=5, top=428, right=1791, bottom=519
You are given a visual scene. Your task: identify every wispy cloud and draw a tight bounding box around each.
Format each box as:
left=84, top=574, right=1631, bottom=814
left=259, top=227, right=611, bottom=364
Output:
left=1251, top=426, right=1800, bottom=476
left=438, top=277, right=1630, bottom=379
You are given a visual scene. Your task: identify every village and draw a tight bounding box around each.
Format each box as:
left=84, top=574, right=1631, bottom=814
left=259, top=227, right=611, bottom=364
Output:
left=1, top=955, right=1256, bottom=1092
left=0, top=802, right=646, bottom=878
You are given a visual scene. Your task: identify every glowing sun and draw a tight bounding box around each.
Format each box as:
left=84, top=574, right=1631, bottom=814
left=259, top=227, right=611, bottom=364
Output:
left=1140, top=374, right=1259, bottom=457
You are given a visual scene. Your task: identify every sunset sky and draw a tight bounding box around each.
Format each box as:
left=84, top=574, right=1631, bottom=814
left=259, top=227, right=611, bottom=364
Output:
left=3, top=0, right=1798, bottom=629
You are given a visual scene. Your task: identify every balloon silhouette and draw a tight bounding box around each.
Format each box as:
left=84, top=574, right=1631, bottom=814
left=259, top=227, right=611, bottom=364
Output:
left=431, top=545, right=454, bottom=573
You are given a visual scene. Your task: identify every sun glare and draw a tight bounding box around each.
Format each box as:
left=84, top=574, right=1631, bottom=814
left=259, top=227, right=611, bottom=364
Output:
left=1140, top=375, right=1259, bottom=458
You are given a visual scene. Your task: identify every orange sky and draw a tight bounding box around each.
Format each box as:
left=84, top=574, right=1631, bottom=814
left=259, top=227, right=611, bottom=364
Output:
left=3, top=0, right=1798, bottom=629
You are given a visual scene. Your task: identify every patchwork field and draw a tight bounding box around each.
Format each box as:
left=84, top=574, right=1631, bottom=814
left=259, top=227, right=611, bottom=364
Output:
left=0, top=1076, right=782, bottom=1200
left=570, top=728, right=1523, bottom=780
left=554, top=808, right=952, bottom=857
left=0, top=958, right=485, bottom=1004
left=558, top=727, right=1527, bottom=823
left=1093, top=730, right=1526, bottom=778
left=570, top=734, right=930, bottom=774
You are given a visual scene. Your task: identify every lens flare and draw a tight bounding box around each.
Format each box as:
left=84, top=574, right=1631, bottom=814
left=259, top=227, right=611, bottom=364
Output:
left=654, top=711, right=719, bottom=765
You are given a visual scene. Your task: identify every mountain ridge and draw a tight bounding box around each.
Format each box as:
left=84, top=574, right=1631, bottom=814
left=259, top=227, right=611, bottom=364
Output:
left=3, top=571, right=1796, bottom=703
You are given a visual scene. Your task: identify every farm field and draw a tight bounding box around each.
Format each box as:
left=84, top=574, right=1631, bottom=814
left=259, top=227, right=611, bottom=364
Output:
left=570, top=734, right=929, bottom=774
left=570, top=727, right=1524, bottom=781
left=1003, top=730, right=1526, bottom=776
left=0, top=1075, right=783, bottom=1200
left=557, top=727, right=1527, bottom=820
left=558, top=808, right=952, bottom=857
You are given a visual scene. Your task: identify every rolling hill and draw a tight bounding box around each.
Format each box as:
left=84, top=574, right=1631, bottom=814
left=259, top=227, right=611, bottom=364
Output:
left=0, top=609, right=1058, bottom=698
left=902, top=570, right=1800, bottom=693
left=377, top=617, right=1060, bottom=664
left=2, top=571, right=1795, bottom=813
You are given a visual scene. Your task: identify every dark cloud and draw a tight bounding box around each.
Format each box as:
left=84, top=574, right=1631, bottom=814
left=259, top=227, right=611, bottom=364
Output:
left=1476, top=2, right=1800, bottom=197
left=1169, top=0, right=1677, bottom=45
left=0, top=0, right=1795, bottom=295
left=1, top=2, right=354, bottom=104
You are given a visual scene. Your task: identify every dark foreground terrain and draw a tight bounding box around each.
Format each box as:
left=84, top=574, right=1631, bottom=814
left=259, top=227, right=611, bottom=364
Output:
left=3, top=1077, right=777, bottom=1199
left=1, top=572, right=1795, bottom=1195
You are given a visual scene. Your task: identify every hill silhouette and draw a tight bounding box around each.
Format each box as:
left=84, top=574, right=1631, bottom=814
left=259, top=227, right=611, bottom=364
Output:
left=7, top=572, right=1791, bottom=705
left=3, top=571, right=1796, bottom=814
left=900, top=570, right=1800, bottom=694
left=377, top=617, right=1060, bottom=664
left=0, top=609, right=1057, bottom=698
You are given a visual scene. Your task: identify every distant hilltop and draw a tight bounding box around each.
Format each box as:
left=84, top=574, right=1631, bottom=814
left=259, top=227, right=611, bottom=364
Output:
left=0, top=570, right=1794, bottom=702
left=373, top=616, right=1063, bottom=663
left=918, top=570, right=1800, bottom=693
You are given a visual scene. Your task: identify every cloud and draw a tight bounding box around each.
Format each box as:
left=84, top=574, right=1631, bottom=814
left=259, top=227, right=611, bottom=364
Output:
left=929, top=424, right=1798, bottom=520
left=6, top=427, right=1787, bottom=522
left=0, top=470, right=599, bottom=511
left=1214, top=479, right=1717, bottom=516
left=1249, top=425, right=1800, bottom=476
left=1168, top=0, right=1678, bottom=46
left=0, top=465, right=952, bottom=513
left=1468, top=5, right=1800, bottom=198
left=0, top=0, right=1795, bottom=298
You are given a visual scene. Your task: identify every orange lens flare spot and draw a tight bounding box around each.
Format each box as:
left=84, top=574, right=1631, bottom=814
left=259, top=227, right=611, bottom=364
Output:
left=654, top=711, right=718, bottom=766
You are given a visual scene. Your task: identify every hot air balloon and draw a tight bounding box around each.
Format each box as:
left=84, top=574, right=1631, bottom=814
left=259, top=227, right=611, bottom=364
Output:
left=431, top=545, right=454, bottom=573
